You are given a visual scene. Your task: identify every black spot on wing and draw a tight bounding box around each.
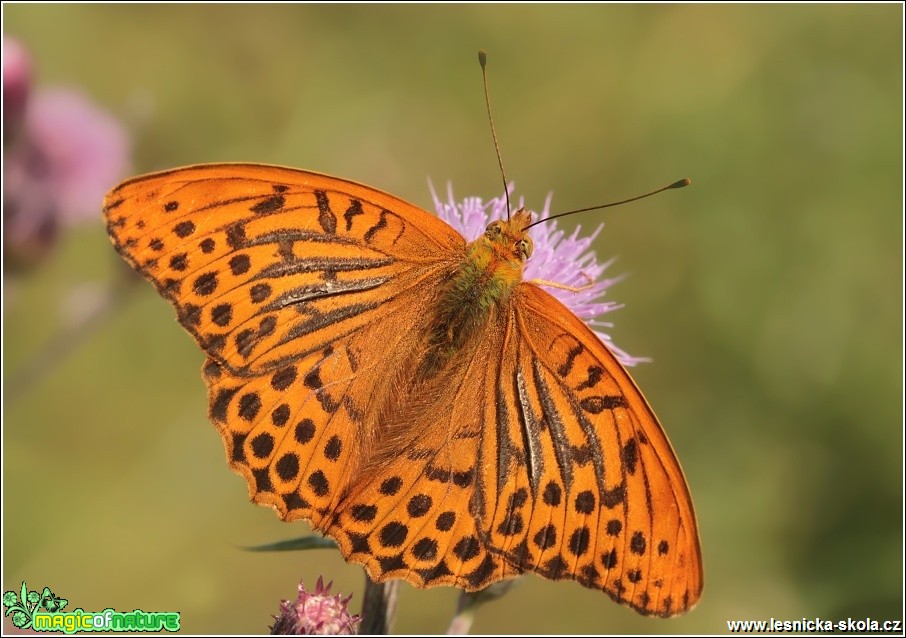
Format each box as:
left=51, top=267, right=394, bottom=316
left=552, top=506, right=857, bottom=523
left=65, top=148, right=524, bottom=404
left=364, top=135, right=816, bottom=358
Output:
left=533, top=524, right=557, bottom=549
left=557, top=343, right=584, bottom=377
left=364, top=209, right=406, bottom=245
left=568, top=527, right=591, bottom=556
left=229, top=254, right=251, bottom=276
left=283, top=491, right=309, bottom=512
left=452, top=536, right=480, bottom=561
left=174, top=221, right=195, bottom=238
left=211, top=387, right=239, bottom=422
left=576, top=365, right=604, bottom=391
left=351, top=504, right=377, bottom=522
left=226, top=223, right=247, bottom=250
left=464, top=554, right=497, bottom=589
left=377, top=552, right=408, bottom=574
left=275, top=453, right=300, bottom=481
left=630, top=531, right=647, bottom=555
left=307, top=470, right=329, bottom=496
left=580, top=395, right=628, bottom=414
left=378, top=522, right=408, bottom=548
left=601, top=483, right=626, bottom=508
left=169, top=253, right=188, bottom=271
left=313, top=190, right=337, bottom=235
left=622, top=438, right=639, bottom=475
left=379, top=476, right=403, bottom=496
left=417, top=559, right=454, bottom=584
left=251, top=195, right=285, bottom=214
left=344, top=199, right=364, bottom=231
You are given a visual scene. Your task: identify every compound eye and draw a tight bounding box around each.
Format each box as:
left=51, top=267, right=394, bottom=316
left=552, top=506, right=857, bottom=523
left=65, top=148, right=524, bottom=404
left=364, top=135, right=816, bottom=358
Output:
left=485, top=221, right=505, bottom=237
left=516, top=237, right=533, bottom=259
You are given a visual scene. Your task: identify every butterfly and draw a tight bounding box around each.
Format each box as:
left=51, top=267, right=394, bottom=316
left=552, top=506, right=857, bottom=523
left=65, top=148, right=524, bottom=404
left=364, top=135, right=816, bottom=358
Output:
left=103, top=162, right=702, bottom=617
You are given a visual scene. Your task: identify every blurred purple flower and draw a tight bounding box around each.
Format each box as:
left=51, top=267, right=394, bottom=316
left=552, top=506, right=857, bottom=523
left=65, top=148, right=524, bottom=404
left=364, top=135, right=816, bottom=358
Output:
left=4, top=37, right=130, bottom=269
left=3, top=37, right=30, bottom=134
left=270, top=577, right=361, bottom=635
left=431, top=182, right=647, bottom=366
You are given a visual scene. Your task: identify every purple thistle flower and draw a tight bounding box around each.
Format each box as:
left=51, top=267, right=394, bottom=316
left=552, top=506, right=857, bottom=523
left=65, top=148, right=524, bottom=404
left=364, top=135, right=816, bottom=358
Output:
left=3, top=37, right=130, bottom=269
left=3, top=36, right=31, bottom=135
left=430, top=182, right=648, bottom=367
left=271, top=577, right=361, bottom=635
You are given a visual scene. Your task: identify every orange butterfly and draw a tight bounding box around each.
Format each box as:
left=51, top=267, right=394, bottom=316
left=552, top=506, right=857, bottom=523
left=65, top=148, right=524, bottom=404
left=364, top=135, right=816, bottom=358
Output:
left=103, top=161, right=702, bottom=617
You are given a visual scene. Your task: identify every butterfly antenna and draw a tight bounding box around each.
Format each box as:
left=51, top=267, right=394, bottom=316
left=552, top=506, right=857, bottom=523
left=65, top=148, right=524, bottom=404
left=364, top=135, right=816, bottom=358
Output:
left=479, top=50, right=511, bottom=220
left=523, top=178, right=691, bottom=230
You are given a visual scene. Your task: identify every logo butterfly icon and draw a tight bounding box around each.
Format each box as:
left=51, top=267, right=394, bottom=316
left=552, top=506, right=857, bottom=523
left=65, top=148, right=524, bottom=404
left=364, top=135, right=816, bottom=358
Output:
left=103, top=51, right=702, bottom=617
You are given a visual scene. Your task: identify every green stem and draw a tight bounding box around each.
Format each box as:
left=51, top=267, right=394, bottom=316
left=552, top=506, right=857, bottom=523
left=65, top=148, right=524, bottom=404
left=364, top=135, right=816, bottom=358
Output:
left=6, top=264, right=138, bottom=404
left=446, top=592, right=475, bottom=635
left=358, top=576, right=398, bottom=635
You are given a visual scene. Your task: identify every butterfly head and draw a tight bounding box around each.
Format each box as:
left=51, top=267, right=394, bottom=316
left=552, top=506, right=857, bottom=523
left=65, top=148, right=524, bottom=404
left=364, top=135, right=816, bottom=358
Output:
left=463, top=208, right=534, bottom=294
left=483, top=208, right=534, bottom=262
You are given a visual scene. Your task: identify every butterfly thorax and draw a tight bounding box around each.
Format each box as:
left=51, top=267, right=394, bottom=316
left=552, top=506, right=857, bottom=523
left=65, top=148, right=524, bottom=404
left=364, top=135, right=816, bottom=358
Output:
left=419, top=210, right=533, bottom=378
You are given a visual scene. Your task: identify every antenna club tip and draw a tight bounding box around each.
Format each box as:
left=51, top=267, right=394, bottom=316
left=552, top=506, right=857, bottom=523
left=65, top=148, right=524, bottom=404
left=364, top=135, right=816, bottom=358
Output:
left=670, top=178, right=692, bottom=189
left=478, top=50, right=487, bottom=67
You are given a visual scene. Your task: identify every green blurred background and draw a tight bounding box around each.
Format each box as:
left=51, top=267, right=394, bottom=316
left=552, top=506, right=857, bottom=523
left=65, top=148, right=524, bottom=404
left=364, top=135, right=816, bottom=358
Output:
left=4, top=4, right=902, bottom=634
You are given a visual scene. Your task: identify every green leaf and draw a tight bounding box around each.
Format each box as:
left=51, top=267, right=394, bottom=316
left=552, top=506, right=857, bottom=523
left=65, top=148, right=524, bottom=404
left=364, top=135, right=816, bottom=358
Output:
left=243, top=535, right=337, bottom=552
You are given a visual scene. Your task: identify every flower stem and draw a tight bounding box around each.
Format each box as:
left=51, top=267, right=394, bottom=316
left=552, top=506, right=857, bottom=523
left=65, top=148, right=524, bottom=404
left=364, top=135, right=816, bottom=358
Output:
left=446, top=580, right=518, bottom=635
left=6, top=264, right=138, bottom=403
left=446, top=591, right=475, bottom=635
left=359, top=576, right=398, bottom=635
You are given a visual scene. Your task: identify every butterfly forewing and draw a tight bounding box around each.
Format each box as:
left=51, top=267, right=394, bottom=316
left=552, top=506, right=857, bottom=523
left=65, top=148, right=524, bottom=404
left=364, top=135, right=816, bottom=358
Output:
left=104, top=164, right=464, bottom=376
left=503, top=284, right=703, bottom=616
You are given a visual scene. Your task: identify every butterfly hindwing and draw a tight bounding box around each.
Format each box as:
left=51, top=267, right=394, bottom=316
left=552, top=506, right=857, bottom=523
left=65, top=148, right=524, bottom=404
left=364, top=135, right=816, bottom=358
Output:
left=323, top=334, right=520, bottom=589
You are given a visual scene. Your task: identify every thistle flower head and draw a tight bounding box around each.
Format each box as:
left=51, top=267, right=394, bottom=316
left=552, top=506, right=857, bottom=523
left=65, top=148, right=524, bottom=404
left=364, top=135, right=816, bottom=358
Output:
left=270, top=577, right=361, bottom=635
left=431, top=183, right=647, bottom=366
left=3, top=36, right=31, bottom=134
left=3, top=37, right=130, bottom=269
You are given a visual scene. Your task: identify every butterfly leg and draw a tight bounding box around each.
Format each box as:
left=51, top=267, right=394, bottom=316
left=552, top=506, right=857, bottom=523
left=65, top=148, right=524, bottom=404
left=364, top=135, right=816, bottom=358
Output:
left=528, top=272, right=595, bottom=293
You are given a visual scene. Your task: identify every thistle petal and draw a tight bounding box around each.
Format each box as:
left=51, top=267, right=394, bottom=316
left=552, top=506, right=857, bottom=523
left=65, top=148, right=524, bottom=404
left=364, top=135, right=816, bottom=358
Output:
left=270, top=578, right=361, bottom=635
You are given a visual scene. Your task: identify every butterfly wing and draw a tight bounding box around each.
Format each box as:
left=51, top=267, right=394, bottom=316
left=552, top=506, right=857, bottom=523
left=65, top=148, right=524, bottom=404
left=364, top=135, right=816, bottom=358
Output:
left=105, top=163, right=464, bottom=374
left=475, top=283, right=703, bottom=617
left=321, top=327, right=523, bottom=590
left=104, top=164, right=467, bottom=525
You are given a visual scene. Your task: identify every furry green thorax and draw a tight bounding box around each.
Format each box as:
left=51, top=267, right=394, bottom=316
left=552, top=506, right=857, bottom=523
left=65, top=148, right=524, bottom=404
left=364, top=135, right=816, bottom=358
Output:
left=421, top=209, right=534, bottom=377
